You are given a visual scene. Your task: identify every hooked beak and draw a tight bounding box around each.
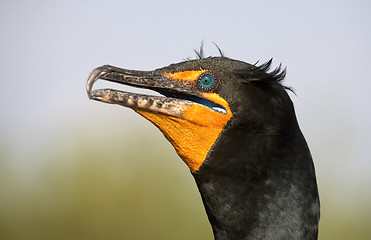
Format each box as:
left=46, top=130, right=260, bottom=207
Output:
left=86, top=65, right=203, bottom=118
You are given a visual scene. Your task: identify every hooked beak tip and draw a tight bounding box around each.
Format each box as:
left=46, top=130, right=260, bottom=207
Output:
left=86, top=67, right=108, bottom=99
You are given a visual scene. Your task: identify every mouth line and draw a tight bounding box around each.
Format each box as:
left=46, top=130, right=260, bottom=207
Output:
left=89, top=87, right=227, bottom=115
left=161, top=92, right=227, bottom=114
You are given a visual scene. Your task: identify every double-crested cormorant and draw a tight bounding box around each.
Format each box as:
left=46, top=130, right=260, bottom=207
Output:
left=86, top=53, right=320, bottom=240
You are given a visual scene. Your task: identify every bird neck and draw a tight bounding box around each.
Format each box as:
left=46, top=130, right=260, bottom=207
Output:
left=192, top=123, right=320, bottom=240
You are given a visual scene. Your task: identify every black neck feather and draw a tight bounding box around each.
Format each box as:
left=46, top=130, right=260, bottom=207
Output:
left=192, top=118, right=320, bottom=240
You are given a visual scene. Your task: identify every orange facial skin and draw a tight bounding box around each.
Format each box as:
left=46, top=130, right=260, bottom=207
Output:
left=163, top=70, right=208, bottom=81
left=135, top=70, right=232, bottom=172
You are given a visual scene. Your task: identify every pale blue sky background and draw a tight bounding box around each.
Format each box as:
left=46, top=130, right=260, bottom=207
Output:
left=1, top=0, right=371, bottom=233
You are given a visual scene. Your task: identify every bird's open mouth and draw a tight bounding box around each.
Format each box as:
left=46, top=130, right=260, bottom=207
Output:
left=86, top=65, right=227, bottom=117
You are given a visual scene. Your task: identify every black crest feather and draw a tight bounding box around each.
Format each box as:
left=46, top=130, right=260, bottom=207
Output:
left=194, top=41, right=205, bottom=59
left=212, top=41, right=225, bottom=57
left=234, top=59, right=294, bottom=93
left=235, top=58, right=286, bottom=83
left=187, top=41, right=225, bottom=60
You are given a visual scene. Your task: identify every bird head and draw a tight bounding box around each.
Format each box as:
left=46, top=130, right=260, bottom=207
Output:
left=86, top=57, right=287, bottom=172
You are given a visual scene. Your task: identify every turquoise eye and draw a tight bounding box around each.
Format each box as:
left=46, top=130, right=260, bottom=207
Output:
left=198, top=72, right=217, bottom=91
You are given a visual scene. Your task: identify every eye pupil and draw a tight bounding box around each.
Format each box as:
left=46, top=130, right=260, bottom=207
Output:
left=198, top=72, right=217, bottom=91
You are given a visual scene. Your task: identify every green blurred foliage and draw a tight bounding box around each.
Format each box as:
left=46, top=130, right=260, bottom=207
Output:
left=0, top=130, right=370, bottom=240
left=0, top=132, right=212, bottom=240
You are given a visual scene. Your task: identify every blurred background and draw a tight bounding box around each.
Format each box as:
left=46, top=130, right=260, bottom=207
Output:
left=1, top=0, right=370, bottom=239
